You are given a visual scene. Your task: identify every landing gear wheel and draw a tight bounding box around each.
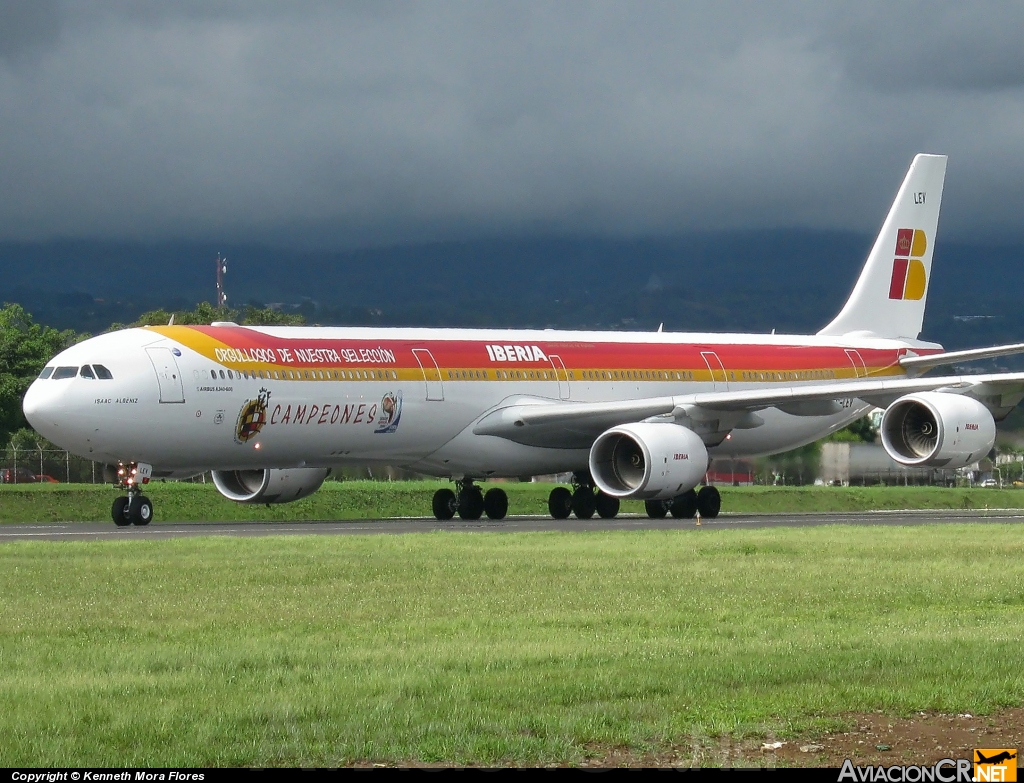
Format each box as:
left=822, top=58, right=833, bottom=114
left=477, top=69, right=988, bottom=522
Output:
left=458, top=486, right=484, bottom=520
left=432, top=488, right=457, bottom=520
left=572, top=487, right=596, bottom=519
left=670, top=489, right=698, bottom=519
left=112, top=496, right=131, bottom=526
left=595, top=492, right=619, bottom=519
left=483, top=488, right=508, bottom=520
left=129, top=495, right=153, bottom=526
left=696, top=486, right=721, bottom=519
left=548, top=487, right=573, bottom=519
left=644, top=499, right=668, bottom=519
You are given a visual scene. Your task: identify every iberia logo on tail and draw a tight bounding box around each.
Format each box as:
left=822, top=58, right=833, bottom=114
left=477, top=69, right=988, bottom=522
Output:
left=889, top=228, right=927, bottom=300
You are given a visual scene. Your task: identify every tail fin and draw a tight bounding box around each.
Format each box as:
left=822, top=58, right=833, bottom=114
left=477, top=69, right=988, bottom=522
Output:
left=818, top=153, right=947, bottom=339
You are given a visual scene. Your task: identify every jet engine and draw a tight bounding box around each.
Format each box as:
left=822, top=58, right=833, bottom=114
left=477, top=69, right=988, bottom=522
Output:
left=589, top=422, right=709, bottom=500
left=880, top=392, right=995, bottom=469
left=211, top=467, right=331, bottom=504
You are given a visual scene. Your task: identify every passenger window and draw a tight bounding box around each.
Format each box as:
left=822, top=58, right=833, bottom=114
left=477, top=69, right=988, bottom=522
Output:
left=52, top=366, right=78, bottom=380
left=219, top=370, right=225, bottom=379
left=38, top=367, right=54, bottom=379
left=79, top=365, right=95, bottom=379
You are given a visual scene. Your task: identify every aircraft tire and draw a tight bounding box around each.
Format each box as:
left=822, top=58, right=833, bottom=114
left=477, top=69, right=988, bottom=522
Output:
left=595, top=492, right=619, bottom=519
left=458, top=487, right=485, bottom=520
left=670, top=490, right=698, bottom=519
left=571, top=487, right=596, bottom=519
left=432, top=488, right=457, bottom=520
left=548, top=487, right=572, bottom=519
left=696, top=486, right=721, bottom=519
left=644, top=499, right=668, bottom=519
left=483, top=488, right=508, bottom=520
left=112, top=496, right=131, bottom=526
left=129, top=496, right=153, bottom=526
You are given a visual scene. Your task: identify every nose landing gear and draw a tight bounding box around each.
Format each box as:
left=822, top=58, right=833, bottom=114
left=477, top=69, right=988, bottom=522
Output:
left=110, top=461, right=154, bottom=526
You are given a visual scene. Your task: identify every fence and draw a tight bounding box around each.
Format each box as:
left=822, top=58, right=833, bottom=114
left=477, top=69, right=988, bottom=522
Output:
left=1, top=448, right=104, bottom=484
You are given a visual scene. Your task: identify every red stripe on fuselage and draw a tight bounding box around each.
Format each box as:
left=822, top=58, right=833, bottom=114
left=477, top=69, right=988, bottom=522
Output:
left=187, top=326, right=926, bottom=374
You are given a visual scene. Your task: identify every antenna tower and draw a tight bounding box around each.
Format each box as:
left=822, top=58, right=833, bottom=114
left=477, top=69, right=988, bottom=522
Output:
left=215, top=253, right=228, bottom=308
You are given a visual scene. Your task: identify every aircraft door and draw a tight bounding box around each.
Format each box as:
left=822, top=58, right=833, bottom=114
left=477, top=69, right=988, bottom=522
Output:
left=844, top=349, right=867, bottom=378
left=548, top=354, right=570, bottom=400
left=701, top=351, right=729, bottom=392
left=146, top=346, right=185, bottom=403
left=412, top=348, right=444, bottom=401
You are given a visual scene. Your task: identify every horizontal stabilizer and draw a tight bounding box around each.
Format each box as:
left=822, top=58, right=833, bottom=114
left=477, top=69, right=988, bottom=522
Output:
left=900, top=342, right=1024, bottom=369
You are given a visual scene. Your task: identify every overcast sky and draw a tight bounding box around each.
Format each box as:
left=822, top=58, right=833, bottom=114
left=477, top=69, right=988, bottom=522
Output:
left=2, top=1, right=1023, bottom=248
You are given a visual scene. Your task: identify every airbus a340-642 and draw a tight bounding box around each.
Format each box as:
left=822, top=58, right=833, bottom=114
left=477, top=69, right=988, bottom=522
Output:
left=22, top=154, right=1024, bottom=525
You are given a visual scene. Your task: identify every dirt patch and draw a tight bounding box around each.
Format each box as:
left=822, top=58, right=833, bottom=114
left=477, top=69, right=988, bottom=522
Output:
left=579, top=708, right=1024, bottom=768
left=773, top=708, right=1024, bottom=769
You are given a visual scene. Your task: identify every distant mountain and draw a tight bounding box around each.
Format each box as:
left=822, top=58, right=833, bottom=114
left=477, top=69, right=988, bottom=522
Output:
left=1, top=232, right=1021, bottom=358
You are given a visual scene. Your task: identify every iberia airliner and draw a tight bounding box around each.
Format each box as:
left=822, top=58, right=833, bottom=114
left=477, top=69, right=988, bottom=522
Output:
left=22, top=155, right=1024, bottom=525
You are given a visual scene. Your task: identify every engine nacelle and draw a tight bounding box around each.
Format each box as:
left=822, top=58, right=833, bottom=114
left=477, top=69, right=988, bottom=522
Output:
left=589, top=422, right=709, bottom=500
left=880, top=392, right=995, bottom=469
left=211, top=467, right=331, bottom=504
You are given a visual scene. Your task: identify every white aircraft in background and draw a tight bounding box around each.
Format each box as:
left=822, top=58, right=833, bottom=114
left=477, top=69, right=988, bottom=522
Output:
left=22, top=154, right=1024, bottom=526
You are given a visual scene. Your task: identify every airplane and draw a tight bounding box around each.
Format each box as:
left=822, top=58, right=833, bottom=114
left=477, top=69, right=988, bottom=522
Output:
left=22, top=154, right=1024, bottom=526
left=975, top=751, right=1016, bottom=765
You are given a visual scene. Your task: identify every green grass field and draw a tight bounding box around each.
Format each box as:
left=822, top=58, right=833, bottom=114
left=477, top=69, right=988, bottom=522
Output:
left=1, top=524, right=1023, bottom=765
left=2, top=481, right=1024, bottom=523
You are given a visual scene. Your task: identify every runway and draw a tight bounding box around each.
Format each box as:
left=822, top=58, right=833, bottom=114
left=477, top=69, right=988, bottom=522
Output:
left=2, top=509, right=1024, bottom=542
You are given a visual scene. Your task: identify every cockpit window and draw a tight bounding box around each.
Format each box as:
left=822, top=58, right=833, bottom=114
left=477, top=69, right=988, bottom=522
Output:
left=52, top=366, right=78, bottom=380
left=38, top=367, right=54, bottom=379
left=79, top=365, right=95, bottom=379
left=94, top=365, right=113, bottom=380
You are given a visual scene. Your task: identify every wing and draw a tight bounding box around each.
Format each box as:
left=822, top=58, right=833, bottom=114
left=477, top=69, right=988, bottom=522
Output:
left=473, top=373, right=1024, bottom=448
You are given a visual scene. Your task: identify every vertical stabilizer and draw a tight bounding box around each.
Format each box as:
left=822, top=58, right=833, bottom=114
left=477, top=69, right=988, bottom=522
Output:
left=818, top=154, right=947, bottom=339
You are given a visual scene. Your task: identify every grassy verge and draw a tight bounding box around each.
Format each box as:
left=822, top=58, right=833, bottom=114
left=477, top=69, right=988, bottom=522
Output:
left=1, top=524, right=1022, bottom=765
left=2, top=482, right=1024, bottom=523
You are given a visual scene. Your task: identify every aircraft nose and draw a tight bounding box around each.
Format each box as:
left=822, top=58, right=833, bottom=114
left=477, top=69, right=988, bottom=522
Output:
left=23, top=380, right=46, bottom=423
left=22, top=377, right=67, bottom=440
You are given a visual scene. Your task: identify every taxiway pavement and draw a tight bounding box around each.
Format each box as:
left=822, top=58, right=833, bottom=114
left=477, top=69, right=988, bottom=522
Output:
left=1, top=509, right=1023, bottom=542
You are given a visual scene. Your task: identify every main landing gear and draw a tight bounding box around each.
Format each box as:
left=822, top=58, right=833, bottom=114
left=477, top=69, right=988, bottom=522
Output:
left=429, top=476, right=719, bottom=523
left=432, top=479, right=509, bottom=521
left=547, top=472, right=620, bottom=520
left=110, top=461, right=154, bottom=527
left=643, top=486, right=720, bottom=520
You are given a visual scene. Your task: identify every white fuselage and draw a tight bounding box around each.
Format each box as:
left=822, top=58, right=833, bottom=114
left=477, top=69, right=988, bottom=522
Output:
left=23, top=324, right=939, bottom=479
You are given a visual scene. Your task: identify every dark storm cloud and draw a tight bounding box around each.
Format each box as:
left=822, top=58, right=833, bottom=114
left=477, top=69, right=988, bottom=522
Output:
left=1, top=1, right=1023, bottom=246
left=829, top=4, right=1024, bottom=92
left=0, top=0, right=61, bottom=62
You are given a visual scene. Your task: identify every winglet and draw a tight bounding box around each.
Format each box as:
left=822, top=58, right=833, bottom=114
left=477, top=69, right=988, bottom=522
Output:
left=818, top=154, right=947, bottom=340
